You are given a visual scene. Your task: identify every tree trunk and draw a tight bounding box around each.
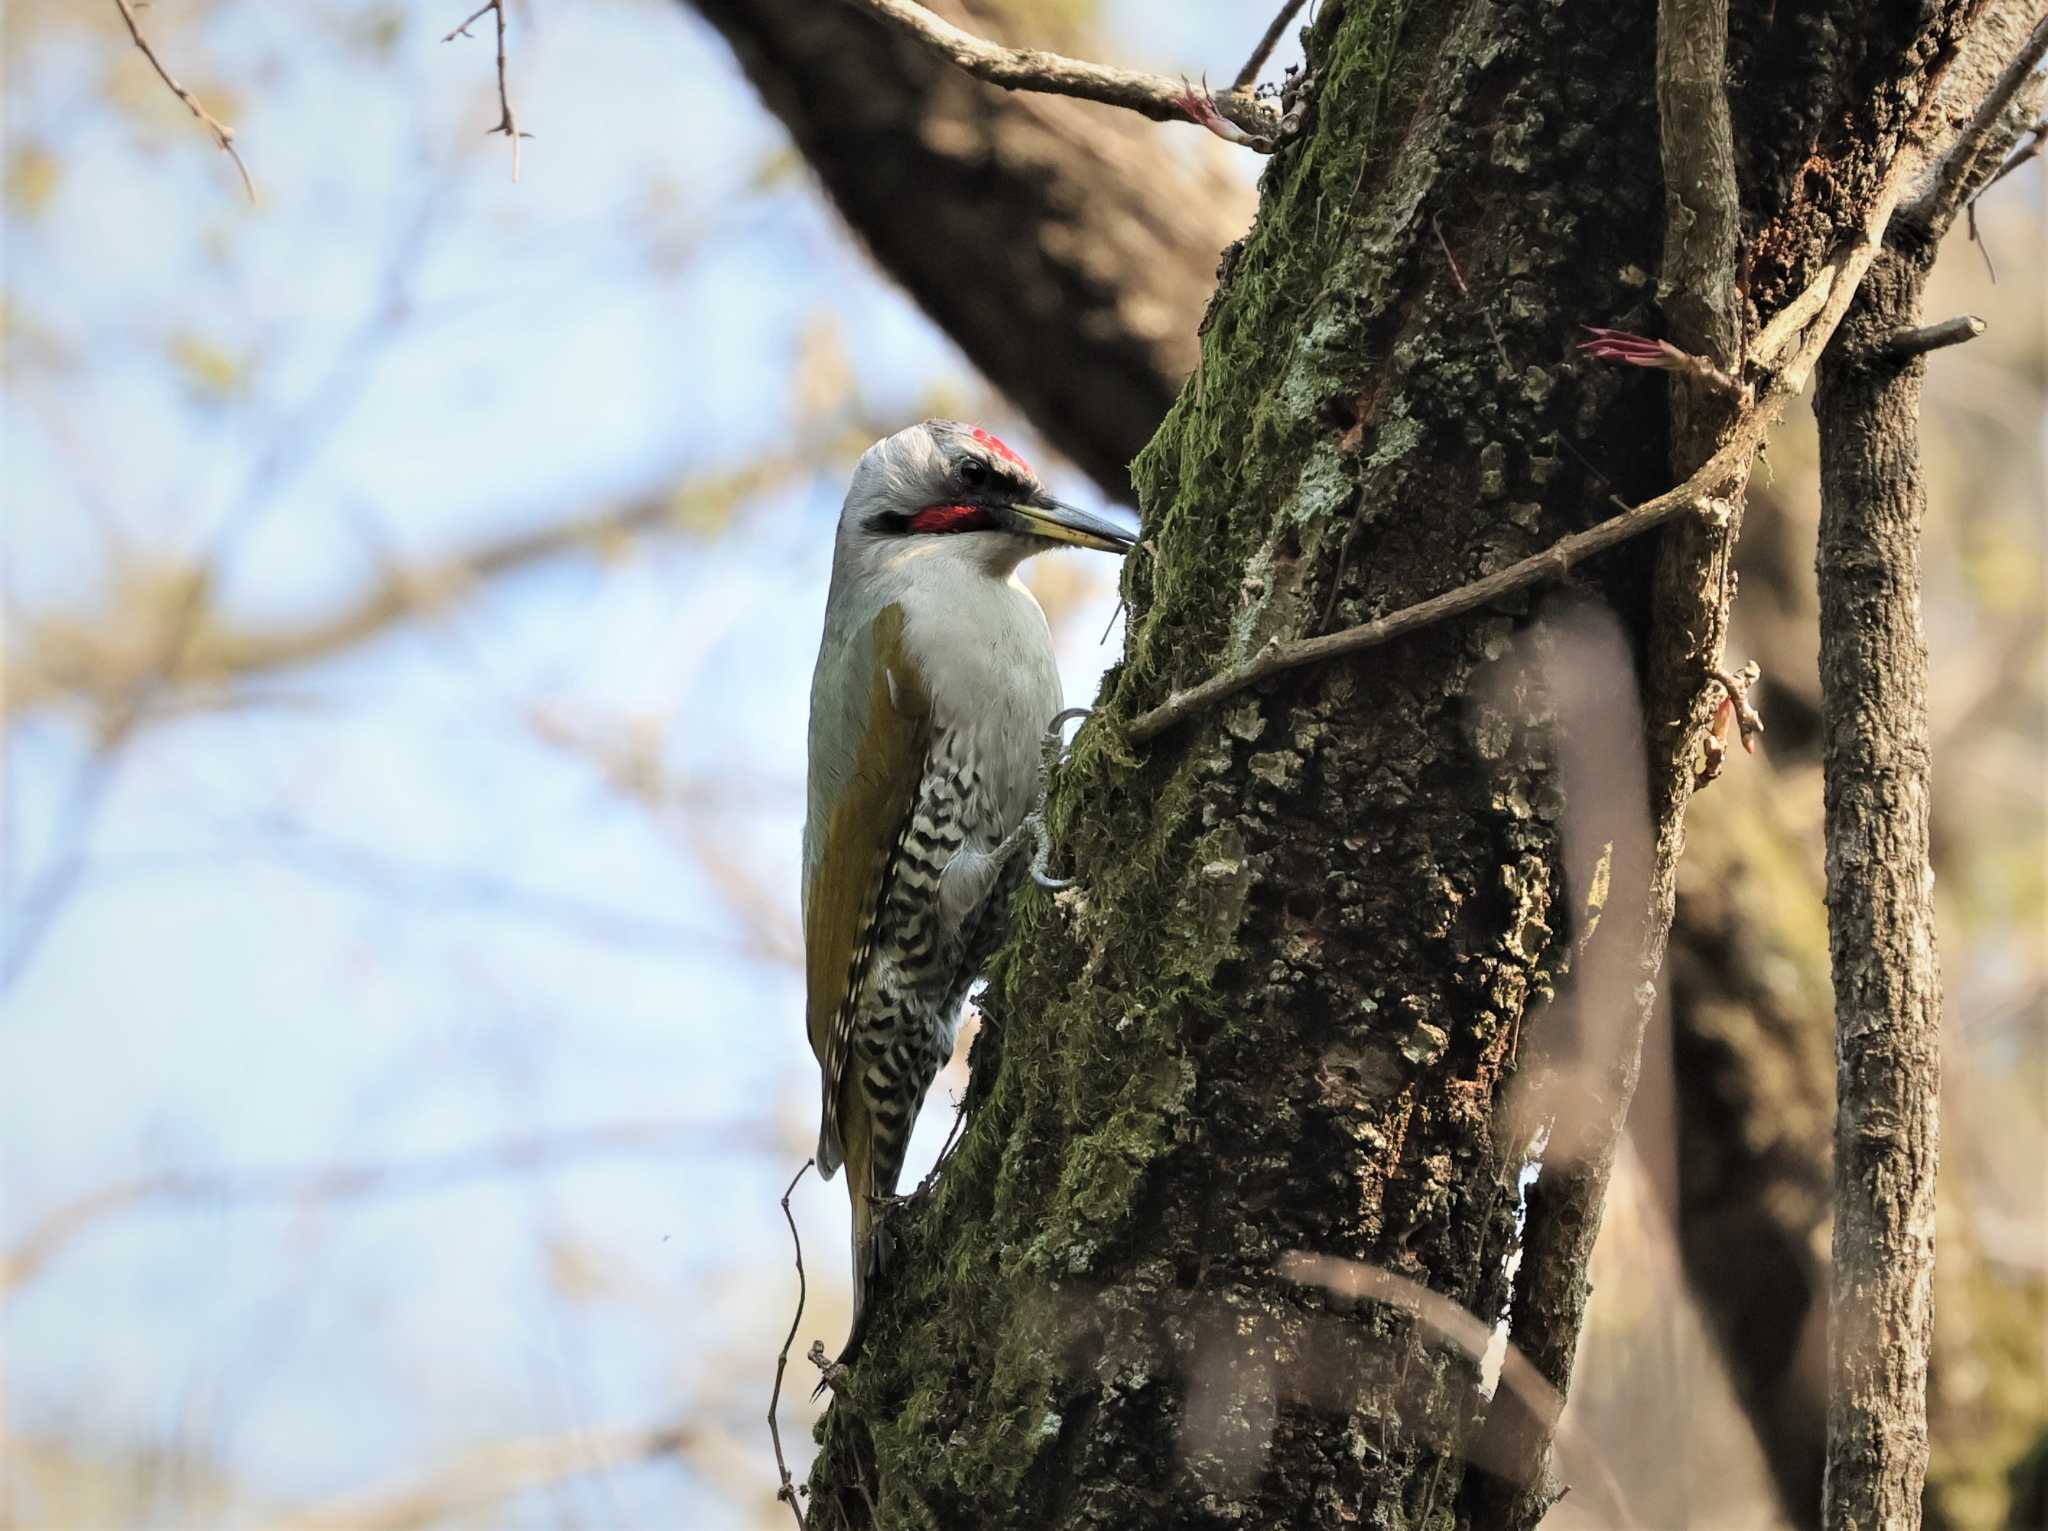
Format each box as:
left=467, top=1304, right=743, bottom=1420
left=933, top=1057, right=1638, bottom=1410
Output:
left=787, top=1, right=1977, bottom=1524
left=1813, top=233, right=1946, bottom=1531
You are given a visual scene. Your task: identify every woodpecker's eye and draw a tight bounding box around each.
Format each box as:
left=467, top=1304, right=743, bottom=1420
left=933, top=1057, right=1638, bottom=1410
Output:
left=957, top=458, right=991, bottom=492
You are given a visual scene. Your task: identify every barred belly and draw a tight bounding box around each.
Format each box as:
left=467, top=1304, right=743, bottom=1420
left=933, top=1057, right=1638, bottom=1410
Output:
left=851, top=728, right=1021, bottom=1196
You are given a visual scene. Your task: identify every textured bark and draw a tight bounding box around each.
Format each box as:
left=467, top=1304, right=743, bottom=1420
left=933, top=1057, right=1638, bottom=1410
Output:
left=682, top=0, right=1250, bottom=500
left=781, top=1, right=1981, bottom=1525
left=1813, top=235, right=1946, bottom=1531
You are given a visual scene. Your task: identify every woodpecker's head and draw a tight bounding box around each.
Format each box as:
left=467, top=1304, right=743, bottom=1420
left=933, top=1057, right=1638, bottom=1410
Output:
left=839, top=420, right=1134, bottom=575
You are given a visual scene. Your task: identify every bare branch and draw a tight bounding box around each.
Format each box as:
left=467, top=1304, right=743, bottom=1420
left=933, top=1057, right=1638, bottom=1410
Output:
left=108, top=0, right=255, bottom=201
left=1899, top=10, right=2048, bottom=236
left=445, top=0, right=531, bottom=181
left=838, top=0, right=1281, bottom=147
left=1881, top=313, right=1986, bottom=357
left=2, top=1117, right=773, bottom=1299
left=1232, top=0, right=1309, bottom=94
left=1124, top=481, right=1724, bottom=744
left=768, top=1160, right=816, bottom=1528
left=272, top=1424, right=695, bottom=1530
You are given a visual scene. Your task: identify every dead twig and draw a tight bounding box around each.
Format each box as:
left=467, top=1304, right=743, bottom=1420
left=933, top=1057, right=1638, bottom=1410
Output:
left=1881, top=314, right=1987, bottom=358
left=108, top=0, right=255, bottom=201
left=769, top=1159, right=816, bottom=1528
left=1974, top=112, right=2048, bottom=195
left=444, top=0, right=531, bottom=182
left=1232, top=0, right=1309, bottom=94
left=839, top=0, right=1281, bottom=148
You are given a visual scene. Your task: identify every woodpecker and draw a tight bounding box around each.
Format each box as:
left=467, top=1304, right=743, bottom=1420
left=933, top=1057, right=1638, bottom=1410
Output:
left=803, top=420, right=1132, bottom=1360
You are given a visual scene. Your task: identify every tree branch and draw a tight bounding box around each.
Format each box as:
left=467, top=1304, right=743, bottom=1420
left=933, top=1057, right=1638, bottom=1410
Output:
left=444, top=0, right=531, bottom=182
left=837, top=0, right=1281, bottom=145
left=1232, top=0, right=1309, bottom=94
left=1881, top=313, right=1985, bottom=357
left=1898, top=10, right=2048, bottom=237
left=768, top=1160, right=815, bottom=1529
left=1124, top=479, right=1730, bottom=744
left=685, top=0, right=1249, bottom=501
left=109, top=0, right=255, bottom=201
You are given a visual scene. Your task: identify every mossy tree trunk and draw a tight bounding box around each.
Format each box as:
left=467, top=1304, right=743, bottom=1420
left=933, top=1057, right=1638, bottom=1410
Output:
left=800, top=2, right=1976, bottom=1525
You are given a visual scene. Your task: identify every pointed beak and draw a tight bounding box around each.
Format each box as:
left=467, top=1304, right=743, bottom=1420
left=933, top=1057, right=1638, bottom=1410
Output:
left=1004, top=492, right=1136, bottom=554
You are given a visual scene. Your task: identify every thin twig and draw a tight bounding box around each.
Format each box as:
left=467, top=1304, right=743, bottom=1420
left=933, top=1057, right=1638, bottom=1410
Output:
left=1125, top=477, right=1730, bottom=743
left=108, top=0, right=255, bottom=202
left=1232, top=0, right=1309, bottom=93
left=1881, top=314, right=1986, bottom=358
left=839, top=0, right=1280, bottom=146
left=769, top=1159, right=816, bottom=1529
left=445, top=0, right=531, bottom=182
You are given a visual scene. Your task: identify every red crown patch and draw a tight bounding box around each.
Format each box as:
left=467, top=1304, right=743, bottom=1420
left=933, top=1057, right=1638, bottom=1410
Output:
left=971, top=427, right=1031, bottom=475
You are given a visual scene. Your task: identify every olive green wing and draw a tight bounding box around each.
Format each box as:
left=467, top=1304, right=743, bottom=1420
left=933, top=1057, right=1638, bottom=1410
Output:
left=802, top=602, right=931, bottom=1178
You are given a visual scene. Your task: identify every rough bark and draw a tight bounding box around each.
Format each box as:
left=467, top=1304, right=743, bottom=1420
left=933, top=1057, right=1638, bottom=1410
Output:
left=1813, top=234, right=1946, bottom=1531
left=789, top=1, right=1978, bottom=1525
left=683, top=0, right=1250, bottom=500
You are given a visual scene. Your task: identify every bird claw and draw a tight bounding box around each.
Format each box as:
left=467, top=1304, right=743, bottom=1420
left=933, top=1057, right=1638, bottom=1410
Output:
left=1028, top=708, right=1093, bottom=889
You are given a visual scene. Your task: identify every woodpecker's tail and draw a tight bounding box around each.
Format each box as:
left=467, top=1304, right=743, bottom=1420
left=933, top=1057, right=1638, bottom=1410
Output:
left=815, top=1127, right=901, bottom=1396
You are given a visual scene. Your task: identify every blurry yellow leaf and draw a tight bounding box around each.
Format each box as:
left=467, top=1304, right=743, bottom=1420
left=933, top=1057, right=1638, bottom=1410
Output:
left=167, top=331, right=245, bottom=400
left=7, top=143, right=61, bottom=216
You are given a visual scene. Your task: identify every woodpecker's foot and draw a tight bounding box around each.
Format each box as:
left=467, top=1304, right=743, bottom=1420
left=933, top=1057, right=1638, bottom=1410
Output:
left=1027, top=708, right=1093, bottom=890
left=808, top=1338, right=848, bottom=1397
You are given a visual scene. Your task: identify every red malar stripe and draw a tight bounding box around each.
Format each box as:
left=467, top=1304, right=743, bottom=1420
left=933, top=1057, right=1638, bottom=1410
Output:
left=909, top=504, right=996, bottom=534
